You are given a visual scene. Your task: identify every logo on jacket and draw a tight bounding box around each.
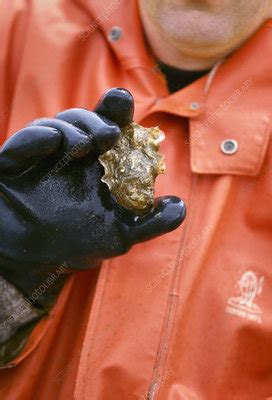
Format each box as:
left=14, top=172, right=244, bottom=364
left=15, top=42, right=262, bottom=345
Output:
left=225, top=270, right=264, bottom=324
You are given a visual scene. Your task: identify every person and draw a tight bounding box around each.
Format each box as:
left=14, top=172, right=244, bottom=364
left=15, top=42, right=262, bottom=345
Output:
left=0, top=0, right=271, bottom=398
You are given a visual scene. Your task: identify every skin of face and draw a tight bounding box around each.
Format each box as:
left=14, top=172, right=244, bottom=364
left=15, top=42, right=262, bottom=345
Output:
left=139, top=0, right=272, bottom=69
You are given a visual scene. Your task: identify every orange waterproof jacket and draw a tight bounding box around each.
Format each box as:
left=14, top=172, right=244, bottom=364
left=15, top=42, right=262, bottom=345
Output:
left=0, top=1, right=271, bottom=399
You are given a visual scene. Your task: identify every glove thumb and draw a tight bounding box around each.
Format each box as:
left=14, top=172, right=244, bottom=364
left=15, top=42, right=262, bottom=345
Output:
left=124, top=196, right=186, bottom=245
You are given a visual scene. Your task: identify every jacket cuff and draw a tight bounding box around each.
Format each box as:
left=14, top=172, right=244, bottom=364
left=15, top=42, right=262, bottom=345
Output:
left=0, top=274, right=75, bottom=368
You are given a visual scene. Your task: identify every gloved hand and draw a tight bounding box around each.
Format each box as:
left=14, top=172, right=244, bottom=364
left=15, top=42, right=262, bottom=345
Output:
left=0, top=88, right=186, bottom=302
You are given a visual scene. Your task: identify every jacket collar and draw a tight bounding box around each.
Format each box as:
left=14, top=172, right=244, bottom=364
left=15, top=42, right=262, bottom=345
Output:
left=82, top=1, right=272, bottom=116
left=82, top=1, right=272, bottom=77
left=81, top=0, right=155, bottom=69
left=82, top=1, right=272, bottom=176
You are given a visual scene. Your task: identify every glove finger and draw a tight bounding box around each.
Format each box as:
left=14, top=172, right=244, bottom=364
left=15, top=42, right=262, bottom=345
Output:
left=0, top=126, right=61, bottom=174
left=29, top=118, right=93, bottom=159
left=55, top=109, right=120, bottom=154
left=94, top=87, right=134, bottom=127
left=124, top=196, right=186, bottom=245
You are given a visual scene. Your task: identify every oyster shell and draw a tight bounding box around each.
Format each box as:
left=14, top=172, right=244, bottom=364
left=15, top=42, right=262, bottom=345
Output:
left=98, top=122, right=166, bottom=215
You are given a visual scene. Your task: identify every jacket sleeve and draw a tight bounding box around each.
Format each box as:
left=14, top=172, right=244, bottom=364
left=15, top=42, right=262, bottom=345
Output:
left=0, top=0, right=72, bottom=368
left=0, top=275, right=75, bottom=368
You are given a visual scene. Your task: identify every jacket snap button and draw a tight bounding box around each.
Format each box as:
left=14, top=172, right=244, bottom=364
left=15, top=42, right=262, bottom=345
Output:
left=220, top=139, right=239, bottom=155
left=189, top=102, right=200, bottom=110
left=108, top=26, right=123, bottom=41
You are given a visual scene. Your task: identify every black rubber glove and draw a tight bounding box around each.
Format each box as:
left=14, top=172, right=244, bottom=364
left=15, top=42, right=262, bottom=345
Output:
left=0, top=88, right=186, bottom=303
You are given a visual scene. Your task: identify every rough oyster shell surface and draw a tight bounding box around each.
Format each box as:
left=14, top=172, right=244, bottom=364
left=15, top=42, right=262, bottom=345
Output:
left=98, top=122, right=166, bottom=215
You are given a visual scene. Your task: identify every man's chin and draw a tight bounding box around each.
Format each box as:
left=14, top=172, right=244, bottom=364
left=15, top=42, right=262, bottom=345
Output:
left=160, top=9, right=236, bottom=53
